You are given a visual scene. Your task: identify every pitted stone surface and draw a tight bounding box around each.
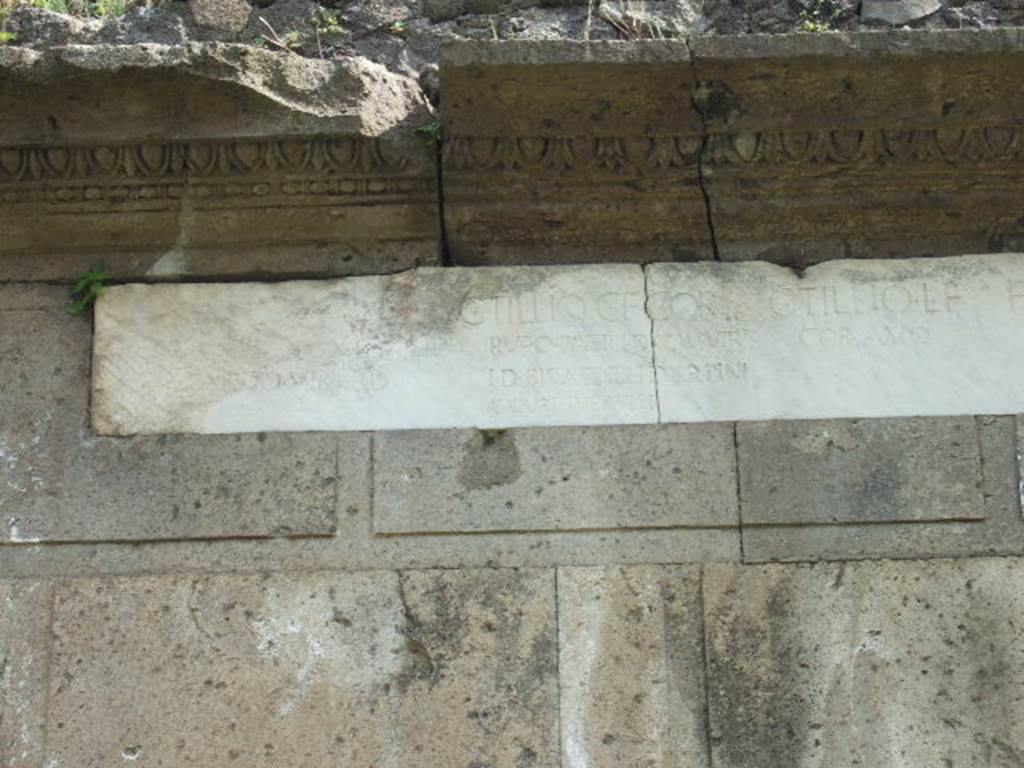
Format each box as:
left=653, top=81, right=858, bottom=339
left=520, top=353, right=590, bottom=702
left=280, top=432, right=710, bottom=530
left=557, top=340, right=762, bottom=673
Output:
left=375, top=424, right=738, bottom=533
left=0, top=285, right=347, bottom=543
left=743, top=415, right=1024, bottom=562
left=738, top=417, right=984, bottom=525
left=704, top=558, right=1024, bottom=767
left=559, top=566, right=708, bottom=768
left=44, top=568, right=558, bottom=767
left=0, top=581, right=51, bottom=768
left=92, top=266, right=657, bottom=435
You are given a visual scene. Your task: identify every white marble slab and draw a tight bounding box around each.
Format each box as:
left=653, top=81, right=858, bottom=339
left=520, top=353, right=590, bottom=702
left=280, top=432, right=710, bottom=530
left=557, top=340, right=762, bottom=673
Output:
left=648, top=254, right=1024, bottom=422
left=92, top=266, right=658, bottom=435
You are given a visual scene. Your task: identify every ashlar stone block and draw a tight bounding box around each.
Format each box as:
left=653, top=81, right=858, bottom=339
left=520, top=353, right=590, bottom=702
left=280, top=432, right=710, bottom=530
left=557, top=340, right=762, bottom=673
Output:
left=690, top=30, right=1024, bottom=264
left=92, top=265, right=658, bottom=434
left=440, top=41, right=713, bottom=265
left=743, top=415, right=1024, bottom=562
left=45, top=568, right=558, bottom=767
left=704, top=558, right=1024, bottom=768
left=559, top=566, right=709, bottom=768
left=375, top=424, right=738, bottom=533
left=648, top=254, right=1024, bottom=422
left=737, top=417, right=984, bottom=525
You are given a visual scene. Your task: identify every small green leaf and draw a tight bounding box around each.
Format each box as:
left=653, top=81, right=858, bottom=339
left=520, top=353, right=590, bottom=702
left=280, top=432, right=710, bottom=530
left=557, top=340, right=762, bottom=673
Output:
left=67, top=260, right=110, bottom=316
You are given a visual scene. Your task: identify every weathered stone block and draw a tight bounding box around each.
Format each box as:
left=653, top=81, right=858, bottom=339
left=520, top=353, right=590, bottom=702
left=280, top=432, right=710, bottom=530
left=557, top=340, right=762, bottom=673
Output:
left=689, top=30, right=1024, bottom=264
left=0, top=44, right=438, bottom=280
left=44, top=568, right=558, bottom=767
left=91, top=266, right=658, bottom=434
left=743, top=415, right=1024, bottom=561
left=704, top=558, right=1024, bottom=767
left=559, top=565, right=708, bottom=768
left=1, top=285, right=351, bottom=543
left=440, top=41, right=713, bottom=265
left=648, top=254, right=1024, bottom=422
left=0, top=581, right=51, bottom=768
left=374, top=424, right=738, bottom=533
left=737, top=417, right=984, bottom=525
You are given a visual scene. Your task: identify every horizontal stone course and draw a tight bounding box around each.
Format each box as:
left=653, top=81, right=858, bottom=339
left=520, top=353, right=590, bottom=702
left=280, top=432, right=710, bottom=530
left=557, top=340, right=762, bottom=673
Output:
left=9, top=557, right=1024, bottom=766
left=92, top=254, right=1024, bottom=435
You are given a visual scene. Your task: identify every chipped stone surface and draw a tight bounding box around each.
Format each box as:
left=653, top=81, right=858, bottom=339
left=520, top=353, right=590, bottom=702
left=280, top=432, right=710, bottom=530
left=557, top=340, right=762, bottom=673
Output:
left=704, top=557, right=1024, bottom=767
left=45, top=568, right=558, bottom=767
left=0, top=285, right=347, bottom=543
left=0, top=43, right=437, bottom=281
left=649, top=255, right=1024, bottom=422
left=743, top=415, right=1024, bottom=562
left=738, top=417, right=985, bottom=525
left=559, top=566, right=708, bottom=768
left=92, top=266, right=657, bottom=435
left=375, top=424, right=737, bottom=533
left=0, top=580, right=51, bottom=768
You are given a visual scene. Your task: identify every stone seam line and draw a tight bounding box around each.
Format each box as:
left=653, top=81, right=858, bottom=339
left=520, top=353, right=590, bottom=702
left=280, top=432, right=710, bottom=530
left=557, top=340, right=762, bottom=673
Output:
left=684, top=36, right=723, bottom=263
left=642, top=265, right=664, bottom=423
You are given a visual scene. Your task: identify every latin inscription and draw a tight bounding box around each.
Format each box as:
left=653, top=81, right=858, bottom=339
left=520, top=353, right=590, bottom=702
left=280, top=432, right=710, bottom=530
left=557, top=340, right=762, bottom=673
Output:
left=92, top=256, right=1024, bottom=435
left=649, top=255, right=1024, bottom=422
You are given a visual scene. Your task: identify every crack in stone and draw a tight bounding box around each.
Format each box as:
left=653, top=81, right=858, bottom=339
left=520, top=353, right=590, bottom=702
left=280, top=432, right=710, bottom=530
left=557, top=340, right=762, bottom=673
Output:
left=684, top=36, right=723, bottom=263
left=642, top=265, right=663, bottom=423
left=698, top=568, right=717, bottom=768
left=731, top=423, right=746, bottom=563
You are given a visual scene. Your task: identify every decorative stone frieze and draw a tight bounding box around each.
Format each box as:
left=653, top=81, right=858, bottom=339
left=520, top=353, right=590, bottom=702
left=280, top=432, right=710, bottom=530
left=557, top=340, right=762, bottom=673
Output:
left=0, top=43, right=439, bottom=280
left=441, top=31, right=1024, bottom=265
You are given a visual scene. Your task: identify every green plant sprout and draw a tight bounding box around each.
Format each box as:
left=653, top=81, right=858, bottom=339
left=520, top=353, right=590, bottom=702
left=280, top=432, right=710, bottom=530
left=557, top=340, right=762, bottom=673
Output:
left=415, top=117, right=444, bottom=144
left=67, top=260, right=109, bottom=316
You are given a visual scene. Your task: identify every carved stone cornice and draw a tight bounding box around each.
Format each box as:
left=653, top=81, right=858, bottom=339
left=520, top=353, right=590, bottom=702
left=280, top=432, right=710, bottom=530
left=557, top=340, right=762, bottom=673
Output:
left=0, top=137, right=433, bottom=209
left=705, top=126, right=1024, bottom=167
left=443, top=135, right=701, bottom=175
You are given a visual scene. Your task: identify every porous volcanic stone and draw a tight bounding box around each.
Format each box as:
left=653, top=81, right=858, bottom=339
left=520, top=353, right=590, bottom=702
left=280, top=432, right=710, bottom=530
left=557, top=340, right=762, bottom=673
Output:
left=704, top=557, right=1024, bottom=767
left=43, top=569, right=558, bottom=767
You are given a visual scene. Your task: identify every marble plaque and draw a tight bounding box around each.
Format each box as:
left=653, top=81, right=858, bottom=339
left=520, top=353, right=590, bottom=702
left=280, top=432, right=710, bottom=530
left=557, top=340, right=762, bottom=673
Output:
left=93, top=266, right=657, bottom=435
left=648, top=254, right=1024, bottom=422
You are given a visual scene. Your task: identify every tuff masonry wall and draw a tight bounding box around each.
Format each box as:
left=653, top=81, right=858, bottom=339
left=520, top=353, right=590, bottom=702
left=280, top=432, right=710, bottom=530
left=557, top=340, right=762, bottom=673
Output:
left=2, top=30, right=1024, bottom=768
